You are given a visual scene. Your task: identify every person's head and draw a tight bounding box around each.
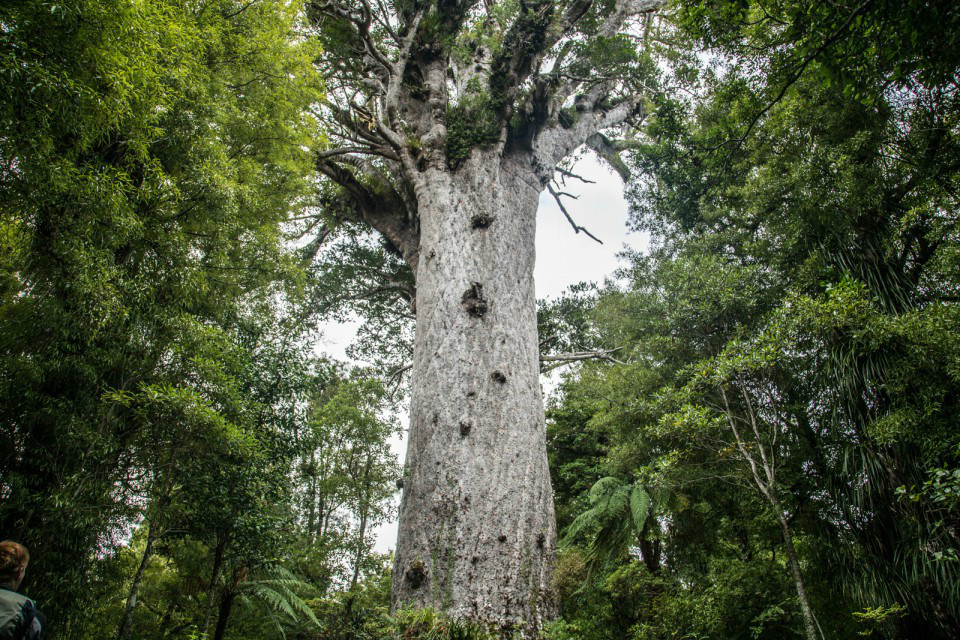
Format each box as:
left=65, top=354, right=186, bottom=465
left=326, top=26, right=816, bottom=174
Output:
left=0, top=541, right=29, bottom=590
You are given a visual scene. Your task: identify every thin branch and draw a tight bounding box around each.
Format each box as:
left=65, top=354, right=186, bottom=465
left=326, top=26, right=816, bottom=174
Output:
left=540, top=348, right=624, bottom=372
left=386, top=363, right=412, bottom=389
left=222, top=0, right=261, bottom=20
left=316, top=146, right=397, bottom=161
left=740, top=384, right=776, bottom=489
left=719, top=385, right=769, bottom=497
left=547, top=183, right=603, bottom=244
left=556, top=166, right=596, bottom=184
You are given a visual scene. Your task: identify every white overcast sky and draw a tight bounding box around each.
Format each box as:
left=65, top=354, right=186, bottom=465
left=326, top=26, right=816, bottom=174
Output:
left=315, top=154, right=649, bottom=553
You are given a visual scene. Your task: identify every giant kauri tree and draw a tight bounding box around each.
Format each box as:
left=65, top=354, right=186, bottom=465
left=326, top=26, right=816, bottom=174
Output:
left=308, top=0, right=664, bottom=630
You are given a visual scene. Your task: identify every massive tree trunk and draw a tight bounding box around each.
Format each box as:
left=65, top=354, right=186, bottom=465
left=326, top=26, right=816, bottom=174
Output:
left=392, top=153, right=556, bottom=632
left=310, top=0, right=665, bottom=631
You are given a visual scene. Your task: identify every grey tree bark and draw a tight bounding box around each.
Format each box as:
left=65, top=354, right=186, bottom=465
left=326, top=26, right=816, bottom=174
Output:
left=117, top=521, right=156, bottom=640
left=392, top=154, right=556, bottom=631
left=719, top=385, right=819, bottom=640
left=308, top=0, right=666, bottom=632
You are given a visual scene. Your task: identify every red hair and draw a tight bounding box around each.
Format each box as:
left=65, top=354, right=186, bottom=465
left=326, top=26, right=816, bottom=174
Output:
left=0, top=541, right=29, bottom=586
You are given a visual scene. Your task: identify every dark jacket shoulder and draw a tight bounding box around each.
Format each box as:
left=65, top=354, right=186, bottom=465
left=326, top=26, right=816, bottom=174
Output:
left=0, top=587, right=44, bottom=640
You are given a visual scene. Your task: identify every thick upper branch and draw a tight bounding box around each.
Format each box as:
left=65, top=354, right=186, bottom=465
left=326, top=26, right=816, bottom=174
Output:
left=513, top=0, right=663, bottom=176
left=309, top=0, right=665, bottom=271
left=316, top=157, right=420, bottom=272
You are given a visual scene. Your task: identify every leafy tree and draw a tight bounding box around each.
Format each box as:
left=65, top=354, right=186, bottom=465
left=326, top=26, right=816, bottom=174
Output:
left=296, top=375, right=402, bottom=593
left=546, top=1, right=960, bottom=637
left=0, top=0, right=322, bottom=629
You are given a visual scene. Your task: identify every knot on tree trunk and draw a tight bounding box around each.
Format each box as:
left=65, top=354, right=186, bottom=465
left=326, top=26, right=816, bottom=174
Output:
left=461, top=282, right=488, bottom=318
left=405, top=560, right=427, bottom=589
left=470, top=213, right=494, bottom=229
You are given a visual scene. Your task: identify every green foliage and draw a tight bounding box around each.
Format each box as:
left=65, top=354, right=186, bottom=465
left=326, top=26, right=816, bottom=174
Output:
left=308, top=227, right=416, bottom=379
left=446, top=91, right=501, bottom=166
left=394, top=608, right=503, bottom=640
left=235, top=566, right=321, bottom=637
left=538, top=283, right=602, bottom=364
left=0, top=0, right=327, bottom=633
left=562, top=478, right=651, bottom=575
left=854, top=604, right=908, bottom=637
left=547, top=2, right=960, bottom=639
left=296, top=373, right=402, bottom=581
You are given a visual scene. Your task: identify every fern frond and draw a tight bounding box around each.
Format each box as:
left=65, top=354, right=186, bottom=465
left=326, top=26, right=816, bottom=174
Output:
left=630, top=485, right=651, bottom=533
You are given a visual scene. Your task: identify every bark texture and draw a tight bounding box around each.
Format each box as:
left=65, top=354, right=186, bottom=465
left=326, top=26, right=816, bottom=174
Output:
left=392, top=153, right=556, bottom=632
left=309, top=0, right=666, bottom=630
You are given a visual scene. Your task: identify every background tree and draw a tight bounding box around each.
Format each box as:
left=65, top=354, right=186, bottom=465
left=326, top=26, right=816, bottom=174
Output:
left=544, top=1, right=960, bottom=637
left=0, top=0, right=322, bottom=629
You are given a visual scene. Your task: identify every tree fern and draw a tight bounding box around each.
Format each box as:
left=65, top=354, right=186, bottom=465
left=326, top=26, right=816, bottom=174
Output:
left=562, top=477, right=654, bottom=576
left=234, top=564, right=320, bottom=636
left=630, top=484, right=651, bottom=534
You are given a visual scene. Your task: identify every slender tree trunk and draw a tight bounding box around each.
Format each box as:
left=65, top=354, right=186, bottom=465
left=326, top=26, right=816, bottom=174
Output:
left=321, top=506, right=333, bottom=539
left=392, top=154, right=556, bottom=632
left=351, top=507, right=369, bottom=591
left=211, top=591, right=236, bottom=640
left=118, top=521, right=157, bottom=640
left=771, top=495, right=818, bottom=640
left=307, top=452, right=317, bottom=544
left=638, top=528, right=661, bottom=574
left=202, top=530, right=229, bottom=638
left=350, top=457, right=373, bottom=592
left=157, top=597, right=179, bottom=640
left=345, top=457, right=374, bottom=622
left=720, top=386, right=818, bottom=640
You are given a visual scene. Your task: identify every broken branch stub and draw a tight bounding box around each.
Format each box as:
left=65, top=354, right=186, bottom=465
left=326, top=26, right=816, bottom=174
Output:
left=461, top=282, right=489, bottom=317
left=470, top=213, right=494, bottom=229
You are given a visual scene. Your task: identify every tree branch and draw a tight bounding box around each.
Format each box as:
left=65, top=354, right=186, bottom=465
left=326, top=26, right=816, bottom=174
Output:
left=547, top=183, right=603, bottom=244
left=556, top=166, right=596, bottom=184
left=540, top=348, right=624, bottom=372
left=585, top=132, right=632, bottom=181
left=316, top=157, right=420, bottom=272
